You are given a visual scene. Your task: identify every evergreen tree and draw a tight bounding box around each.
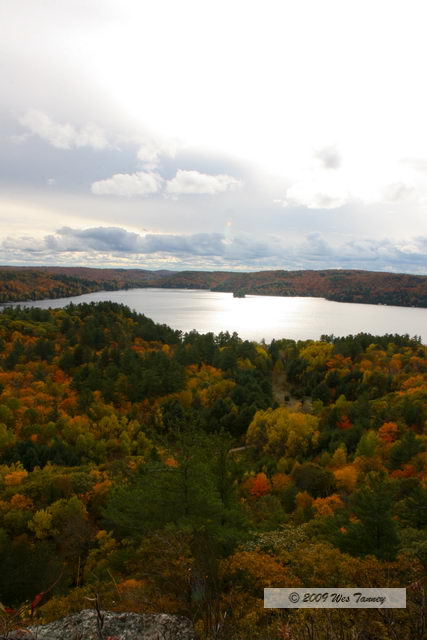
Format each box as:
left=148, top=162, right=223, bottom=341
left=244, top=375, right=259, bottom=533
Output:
left=339, top=472, right=399, bottom=560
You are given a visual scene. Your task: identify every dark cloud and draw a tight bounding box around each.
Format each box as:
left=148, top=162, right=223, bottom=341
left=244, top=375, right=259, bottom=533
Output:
left=300, top=233, right=427, bottom=271
left=141, top=233, right=225, bottom=256
left=223, top=235, right=282, bottom=261
left=47, top=227, right=143, bottom=252
left=302, top=232, right=334, bottom=258
left=0, top=226, right=283, bottom=264
left=3, top=227, right=229, bottom=257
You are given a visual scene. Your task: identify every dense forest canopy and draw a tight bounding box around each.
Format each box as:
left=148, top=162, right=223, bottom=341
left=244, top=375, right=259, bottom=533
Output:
left=0, top=302, right=425, bottom=639
left=1, top=266, right=427, bottom=308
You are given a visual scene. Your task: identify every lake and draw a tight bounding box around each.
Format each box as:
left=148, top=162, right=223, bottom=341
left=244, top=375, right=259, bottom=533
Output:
left=5, top=288, right=427, bottom=344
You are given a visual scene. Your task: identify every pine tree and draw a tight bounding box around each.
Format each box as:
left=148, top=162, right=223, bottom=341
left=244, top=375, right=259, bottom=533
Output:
left=339, top=472, right=399, bottom=560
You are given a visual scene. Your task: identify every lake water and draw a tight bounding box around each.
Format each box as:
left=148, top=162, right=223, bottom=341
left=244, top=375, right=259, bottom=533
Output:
left=6, top=288, right=427, bottom=344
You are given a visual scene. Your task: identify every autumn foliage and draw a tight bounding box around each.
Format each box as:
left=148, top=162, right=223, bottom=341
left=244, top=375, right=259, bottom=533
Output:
left=0, top=302, right=425, bottom=639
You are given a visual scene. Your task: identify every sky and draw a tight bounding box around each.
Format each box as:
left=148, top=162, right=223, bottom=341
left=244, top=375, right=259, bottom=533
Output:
left=0, top=0, right=426, bottom=274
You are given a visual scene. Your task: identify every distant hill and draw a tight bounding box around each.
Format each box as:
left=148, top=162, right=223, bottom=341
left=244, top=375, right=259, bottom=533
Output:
left=155, top=268, right=427, bottom=308
left=0, top=266, right=172, bottom=303
left=0, top=265, right=426, bottom=308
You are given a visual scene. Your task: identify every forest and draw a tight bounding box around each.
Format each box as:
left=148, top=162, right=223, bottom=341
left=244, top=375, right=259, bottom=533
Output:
left=1, top=266, right=427, bottom=309
left=0, top=301, right=425, bottom=639
left=0, top=267, right=163, bottom=303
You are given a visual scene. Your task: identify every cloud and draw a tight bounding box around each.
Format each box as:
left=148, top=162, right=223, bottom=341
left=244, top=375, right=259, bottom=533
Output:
left=280, top=173, right=419, bottom=210
left=382, top=182, right=415, bottom=203
left=282, top=175, right=349, bottom=209
left=277, top=149, right=423, bottom=210
left=300, top=233, right=427, bottom=270
left=90, top=168, right=241, bottom=199
left=223, top=234, right=283, bottom=261
left=166, top=170, right=241, bottom=196
left=141, top=233, right=225, bottom=256
left=19, top=109, right=109, bottom=150
left=315, top=146, right=341, bottom=169
left=136, top=138, right=177, bottom=170
left=91, top=171, right=162, bottom=197
left=45, top=226, right=143, bottom=252
left=2, top=235, right=47, bottom=253
left=2, top=226, right=227, bottom=257
left=0, top=226, right=275, bottom=261
left=301, top=232, right=334, bottom=258
left=2, top=227, right=427, bottom=275
left=137, top=144, right=163, bottom=171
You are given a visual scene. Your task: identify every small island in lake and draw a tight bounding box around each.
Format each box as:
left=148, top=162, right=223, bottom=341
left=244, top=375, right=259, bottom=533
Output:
left=0, top=265, right=427, bottom=308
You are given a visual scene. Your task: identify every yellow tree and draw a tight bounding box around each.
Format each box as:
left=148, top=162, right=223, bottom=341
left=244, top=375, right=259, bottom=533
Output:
left=246, top=407, right=319, bottom=459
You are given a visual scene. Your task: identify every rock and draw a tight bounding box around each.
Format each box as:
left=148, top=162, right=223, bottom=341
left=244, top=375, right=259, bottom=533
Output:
left=19, top=609, right=197, bottom=640
left=4, top=632, right=34, bottom=640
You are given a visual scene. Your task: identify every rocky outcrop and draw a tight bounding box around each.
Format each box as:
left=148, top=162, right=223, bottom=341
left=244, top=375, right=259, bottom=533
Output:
left=5, top=609, right=197, bottom=640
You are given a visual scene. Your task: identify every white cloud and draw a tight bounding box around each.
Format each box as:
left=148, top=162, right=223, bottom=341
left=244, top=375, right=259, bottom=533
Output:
left=282, top=174, right=349, bottom=209
left=19, top=109, right=109, bottom=150
left=166, top=170, right=241, bottom=196
left=91, top=171, right=162, bottom=197
left=137, top=144, right=163, bottom=170
left=279, top=160, right=420, bottom=210
left=90, top=168, right=240, bottom=199
left=136, top=137, right=177, bottom=170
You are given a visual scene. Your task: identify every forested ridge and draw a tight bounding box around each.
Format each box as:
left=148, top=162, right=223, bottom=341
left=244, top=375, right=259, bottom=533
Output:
left=1, top=266, right=427, bottom=308
left=0, top=267, right=169, bottom=303
left=0, top=302, right=425, bottom=639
